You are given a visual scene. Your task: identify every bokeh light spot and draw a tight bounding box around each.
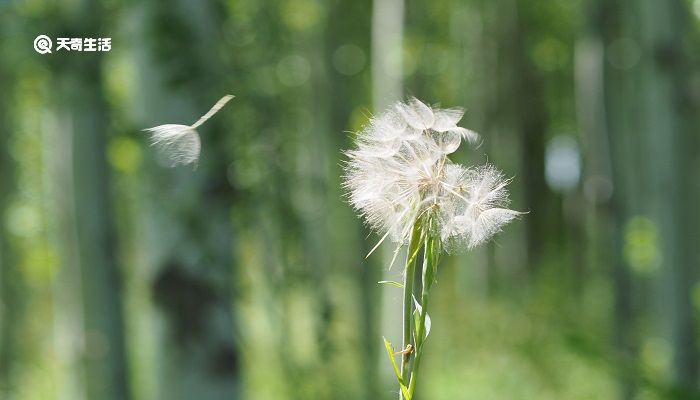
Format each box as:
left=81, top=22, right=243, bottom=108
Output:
left=623, top=216, right=661, bottom=274
left=277, top=54, right=311, bottom=87
left=23, top=243, right=57, bottom=285
left=281, top=0, right=322, bottom=31
left=545, top=135, right=581, bottom=192
left=332, top=44, right=366, bottom=76
left=641, top=337, right=671, bottom=375
left=5, top=203, right=40, bottom=238
left=108, top=136, right=142, bottom=174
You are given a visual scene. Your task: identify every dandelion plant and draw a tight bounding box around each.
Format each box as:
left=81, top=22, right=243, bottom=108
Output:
left=343, top=98, right=521, bottom=399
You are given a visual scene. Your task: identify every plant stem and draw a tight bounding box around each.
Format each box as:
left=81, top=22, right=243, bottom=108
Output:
left=400, top=221, right=422, bottom=398
left=407, top=233, right=438, bottom=397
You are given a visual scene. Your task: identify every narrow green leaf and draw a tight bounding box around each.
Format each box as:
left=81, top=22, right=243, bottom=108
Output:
left=383, top=337, right=411, bottom=400
left=406, top=230, right=425, bottom=267
left=378, top=280, right=404, bottom=288
left=412, top=296, right=432, bottom=342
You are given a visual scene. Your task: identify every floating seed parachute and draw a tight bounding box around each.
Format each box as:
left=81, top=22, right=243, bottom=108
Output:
left=143, top=94, right=234, bottom=167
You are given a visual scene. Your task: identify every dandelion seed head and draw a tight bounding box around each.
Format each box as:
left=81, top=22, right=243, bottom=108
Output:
left=344, top=97, right=520, bottom=251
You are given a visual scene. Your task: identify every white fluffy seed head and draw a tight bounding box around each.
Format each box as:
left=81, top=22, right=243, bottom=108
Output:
left=343, top=97, right=520, bottom=251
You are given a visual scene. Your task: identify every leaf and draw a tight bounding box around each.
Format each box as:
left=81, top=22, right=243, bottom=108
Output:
left=412, top=296, right=432, bottom=341
left=378, top=280, right=404, bottom=288
left=383, top=337, right=411, bottom=400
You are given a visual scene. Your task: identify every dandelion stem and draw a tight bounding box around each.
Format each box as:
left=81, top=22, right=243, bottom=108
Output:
left=400, top=220, right=422, bottom=393
left=407, top=230, right=439, bottom=398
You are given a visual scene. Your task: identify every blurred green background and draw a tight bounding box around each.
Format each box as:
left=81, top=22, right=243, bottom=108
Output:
left=1, top=0, right=700, bottom=399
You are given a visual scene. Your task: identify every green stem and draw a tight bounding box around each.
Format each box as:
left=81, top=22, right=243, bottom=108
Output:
left=400, top=221, right=422, bottom=397
left=408, top=233, right=439, bottom=397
